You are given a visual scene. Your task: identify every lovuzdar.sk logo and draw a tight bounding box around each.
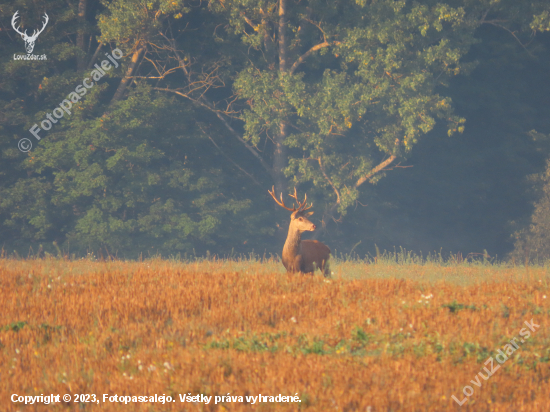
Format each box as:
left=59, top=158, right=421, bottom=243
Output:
left=12, top=10, right=49, bottom=60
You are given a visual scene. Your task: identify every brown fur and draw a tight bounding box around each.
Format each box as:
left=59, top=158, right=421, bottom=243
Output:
left=280, top=211, right=331, bottom=277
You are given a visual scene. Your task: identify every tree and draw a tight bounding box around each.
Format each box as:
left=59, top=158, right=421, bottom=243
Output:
left=0, top=0, right=268, bottom=256
left=98, top=0, right=484, bottom=217
left=96, top=0, right=550, bottom=231
left=511, top=153, right=550, bottom=262
left=3, top=0, right=550, bottom=257
left=0, top=0, right=98, bottom=251
left=209, top=0, right=483, bottom=219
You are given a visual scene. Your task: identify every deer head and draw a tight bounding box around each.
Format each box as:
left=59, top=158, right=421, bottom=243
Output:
left=268, top=186, right=316, bottom=233
left=12, top=11, right=49, bottom=54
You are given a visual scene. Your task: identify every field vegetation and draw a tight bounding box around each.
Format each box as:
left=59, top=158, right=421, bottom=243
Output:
left=1, top=254, right=549, bottom=411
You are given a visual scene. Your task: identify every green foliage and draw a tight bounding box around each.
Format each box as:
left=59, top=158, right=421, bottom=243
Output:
left=215, top=0, right=486, bottom=213
left=531, top=10, right=550, bottom=32
left=8, top=84, right=256, bottom=255
left=1, top=0, right=550, bottom=258
left=98, top=0, right=192, bottom=48
left=0, top=0, right=273, bottom=256
left=441, top=301, right=477, bottom=313
left=3, top=321, right=27, bottom=332
left=0, top=0, right=94, bottom=247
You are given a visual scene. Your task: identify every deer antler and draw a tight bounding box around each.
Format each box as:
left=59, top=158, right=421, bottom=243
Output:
left=268, top=186, right=313, bottom=213
left=11, top=11, right=25, bottom=37
left=268, top=186, right=295, bottom=211
left=287, top=187, right=313, bottom=213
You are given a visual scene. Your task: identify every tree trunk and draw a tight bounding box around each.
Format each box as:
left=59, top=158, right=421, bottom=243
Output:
left=110, top=47, right=145, bottom=104
left=273, top=0, right=288, bottom=196
left=76, top=0, right=87, bottom=72
left=273, top=121, right=288, bottom=197
left=278, top=0, right=288, bottom=73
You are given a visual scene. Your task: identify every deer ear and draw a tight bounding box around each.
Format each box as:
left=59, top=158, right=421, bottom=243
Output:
left=305, top=211, right=314, bottom=217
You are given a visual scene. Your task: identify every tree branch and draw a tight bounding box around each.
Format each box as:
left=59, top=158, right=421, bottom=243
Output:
left=318, top=156, right=340, bottom=206
left=241, top=13, right=260, bottom=31
left=154, top=87, right=271, bottom=174
left=289, top=41, right=331, bottom=75
left=110, top=46, right=145, bottom=104
left=481, top=18, right=533, bottom=56
left=355, top=155, right=397, bottom=188
left=86, top=42, right=103, bottom=70
left=324, top=155, right=397, bottom=221
left=199, top=125, right=262, bottom=187
left=156, top=31, right=272, bottom=175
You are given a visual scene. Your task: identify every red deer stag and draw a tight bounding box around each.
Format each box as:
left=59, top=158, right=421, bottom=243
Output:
left=269, top=186, right=331, bottom=277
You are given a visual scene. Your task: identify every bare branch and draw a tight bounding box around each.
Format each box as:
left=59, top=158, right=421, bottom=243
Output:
left=481, top=20, right=534, bottom=56
left=151, top=28, right=273, bottom=174
left=199, top=125, right=262, bottom=187
left=355, top=155, right=397, bottom=188
left=241, top=13, right=260, bottom=31
left=321, top=154, right=397, bottom=223
left=86, top=42, right=103, bottom=70
left=384, top=162, right=413, bottom=171
left=317, top=157, right=340, bottom=206
left=289, top=41, right=330, bottom=75
left=110, top=46, right=145, bottom=104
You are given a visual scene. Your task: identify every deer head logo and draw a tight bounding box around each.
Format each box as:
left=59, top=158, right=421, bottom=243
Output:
left=12, top=11, right=49, bottom=54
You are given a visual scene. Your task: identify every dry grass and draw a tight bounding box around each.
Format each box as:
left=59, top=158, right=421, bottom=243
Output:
left=1, top=257, right=549, bottom=411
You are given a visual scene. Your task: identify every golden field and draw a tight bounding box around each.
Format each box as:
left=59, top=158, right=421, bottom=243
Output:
left=0, top=257, right=549, bottom=411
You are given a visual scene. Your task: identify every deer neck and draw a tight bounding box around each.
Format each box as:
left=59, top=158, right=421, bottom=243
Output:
left=283, top=224, right=302, bottom=257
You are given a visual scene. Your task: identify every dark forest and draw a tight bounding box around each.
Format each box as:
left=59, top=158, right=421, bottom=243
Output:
left=1, top=0, right=550, bottom=260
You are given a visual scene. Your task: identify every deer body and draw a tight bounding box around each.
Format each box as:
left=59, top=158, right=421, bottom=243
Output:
left=270, top=187, right=331, bottom=277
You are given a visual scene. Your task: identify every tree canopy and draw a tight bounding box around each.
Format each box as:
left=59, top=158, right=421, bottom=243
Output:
left=1, top=0, right=549, bottom=258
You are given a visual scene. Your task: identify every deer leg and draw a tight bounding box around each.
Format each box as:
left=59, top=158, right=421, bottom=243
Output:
left=323, top=260, right=331, bottom=278
left=293, top=255, right=303, bottom=274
